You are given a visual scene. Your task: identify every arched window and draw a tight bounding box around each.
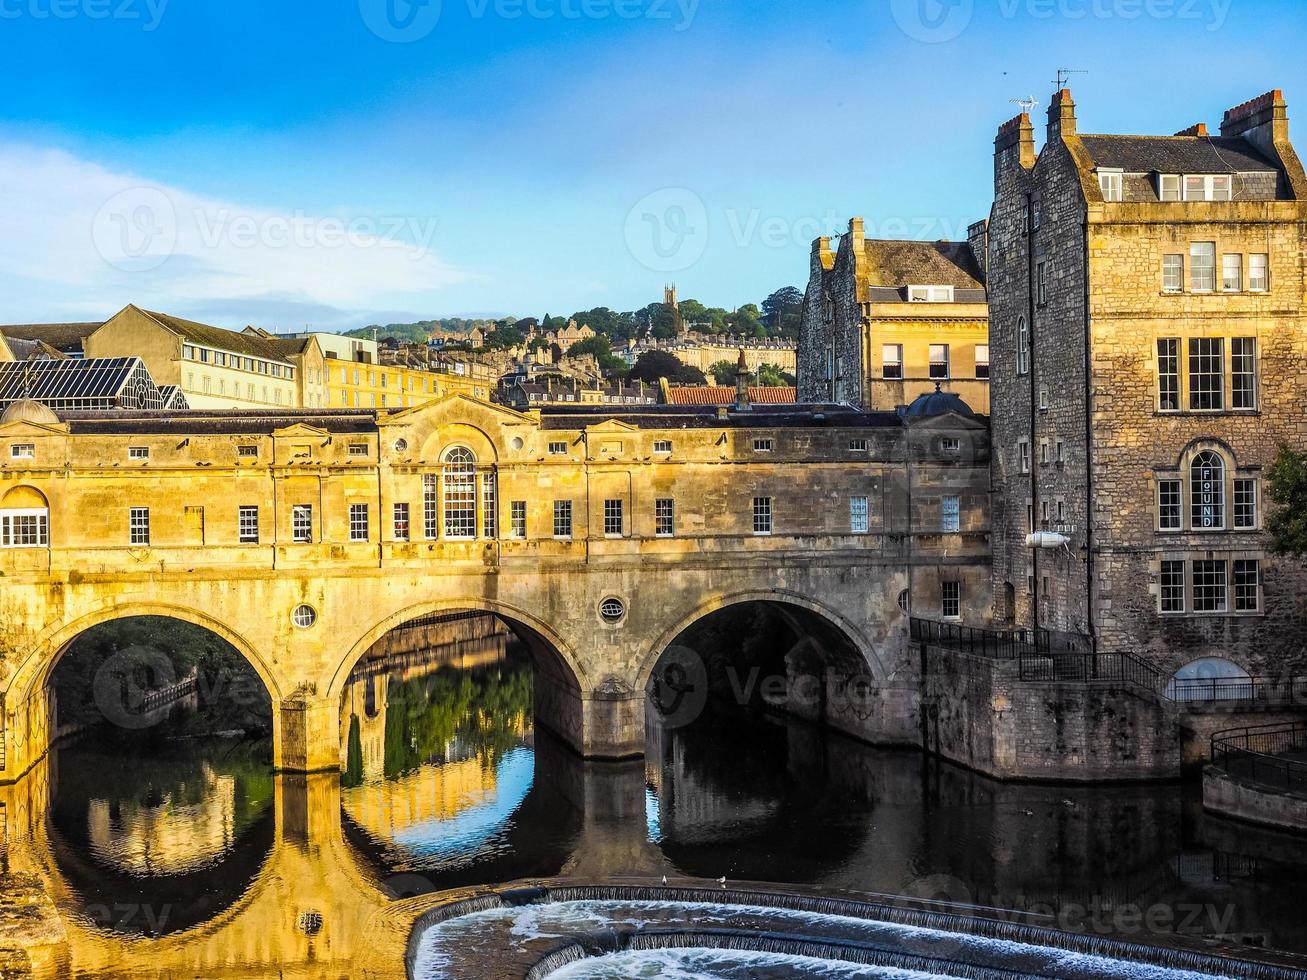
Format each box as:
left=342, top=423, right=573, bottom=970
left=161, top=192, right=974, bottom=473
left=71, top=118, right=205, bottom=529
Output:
left=1016, top=316, right=1030, bottom=376
left=442, top=447, right=477, bottom=539
left=1190, top=450, right=1225, bottom=529
left=1165, top=657, right=1251, bottom=702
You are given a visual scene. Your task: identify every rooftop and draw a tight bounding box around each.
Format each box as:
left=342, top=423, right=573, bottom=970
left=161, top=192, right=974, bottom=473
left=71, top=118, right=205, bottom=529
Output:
left=139, top=309, right=295, bottom=364
left=1077, top=134, right=1279, bottom=174
left=663, top=386, right=797, bottom=406
left=861, top=240, right=985, bottom=292
left=0, top=322, right=103, bottom=354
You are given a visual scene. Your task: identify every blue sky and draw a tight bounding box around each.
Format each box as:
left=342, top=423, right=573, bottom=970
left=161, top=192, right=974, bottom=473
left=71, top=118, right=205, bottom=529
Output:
left=0, top=0, right=1303, bottom=331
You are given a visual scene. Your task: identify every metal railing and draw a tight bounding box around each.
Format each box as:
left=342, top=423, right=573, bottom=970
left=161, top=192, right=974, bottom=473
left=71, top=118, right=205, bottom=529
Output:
left=138, top=674, right=198, bottom=714
left=911, top=617, right=1307, bottom=707
left=1211, top=722, right=1307, bottom=794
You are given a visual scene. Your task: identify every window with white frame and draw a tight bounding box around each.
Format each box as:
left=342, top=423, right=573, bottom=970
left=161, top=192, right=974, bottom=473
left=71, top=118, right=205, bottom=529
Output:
left=907, top=285, right=954, bottom=302
left=443, top=447, right=477, bottom=539
left=10, top=444, right=34, bottom=460
left=1234, top=479, right=1257, bottom=529
left=753, top=438, right=774, bottom=453
left=129, top=507, right=150, bottom=546
left=849, top=438, right=869, bottom=452
left=1192, top=560, right=1227, bottom=612
left=1036, top=261, right=1048, bottom=305
left=653, top=440, right=673, bottom=454
left=1018, top=440, right=1030, bottom=474
left=349, top=503, right=369, bottom=542
left=941, top=581, right=961, bottom=620
left=850, top=496, right=869, bottom=534
left=603, top=499, right=624, bottom=537
left=128, top=446, right=149, bottom=460
left=1188, top=338, right=1224, bottom=410
left=1222, top=253, right=1243, bottom=292
left=1158, top=480, right=1182, bottom=530
left=1157, top=338, right=1180, bottom=411
left=655, top=498, right=675, bottom=537
left=929, top=344, right=950, bottom=380
left=1159, top=560, right=1185, bottom=612
left=238, top=505, right=259, bottom=544
left=1162, top=254, right=1183, bottom=293
left=1158, top=174, right=1182, bottom=201
left=510, top=500, right=526, bottom=538
left=1016, top=316, right=1030, bottom=376
left=348, top=443, right=369, bottom=457
left=393, top=502, right=410, bottom=541
left=1190, top=451, right=1225, bottom=529
left=882, top=344, right=903, bottom=380
left=292, top=504, right=313, bottom=543
left=1233, top=559, right=1260, bottom=612
left=1231, top=338, right=1257, bottom=410
left=548, top=441, right=568, bottom=455
left=1, top=508, right=48, bottom=547
left=975, top=344, right=990, bottom=379
left=752, top=496, right=772, bottom=535
left=1098, top=170, right=1123, bottom=201
left=553, top=499, right=573, bottom=538
left=482, top=472, right=497, bottom=538
left=941, top=495, right=960, bottom=533
left=1189, top=242, right=1216, bottom=292
left=238, top=445, right=258, bottom=458
left=1183, top=174, right=1232, bottom=201
left=1249, top=253, right=1269, bottom=292
left=423, top=474, right=439, bottom=539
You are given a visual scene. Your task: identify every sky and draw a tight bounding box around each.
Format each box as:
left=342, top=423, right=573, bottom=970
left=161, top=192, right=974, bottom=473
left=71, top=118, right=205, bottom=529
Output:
left=0, top=0, right=1303, bottom=333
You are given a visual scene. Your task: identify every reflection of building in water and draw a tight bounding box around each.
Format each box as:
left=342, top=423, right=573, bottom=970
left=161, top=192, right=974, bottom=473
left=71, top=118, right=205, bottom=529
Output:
left=85, top=765, right=239, bottom=876
left=338, top=611, right=512, bottom=776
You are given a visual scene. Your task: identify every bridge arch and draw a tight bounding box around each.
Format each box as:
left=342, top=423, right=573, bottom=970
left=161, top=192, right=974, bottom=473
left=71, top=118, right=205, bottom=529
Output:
left=11, top=600, right=284, bottom=708
left=637, top=588, right=889, bottom=695
left=327, top=597, right=590, bottom=701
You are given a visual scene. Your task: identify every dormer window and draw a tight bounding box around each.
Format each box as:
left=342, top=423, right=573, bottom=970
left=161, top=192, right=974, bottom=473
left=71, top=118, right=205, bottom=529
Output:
left=1162, top=174, right=1233, bottom=202
left=1098, top=169, right=1123, bottom=202
left=907, top=285, right=955, bottom=303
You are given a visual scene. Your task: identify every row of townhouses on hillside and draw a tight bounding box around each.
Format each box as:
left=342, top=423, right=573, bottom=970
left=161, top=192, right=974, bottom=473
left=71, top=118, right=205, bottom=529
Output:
left=801, top=88, right=1307, bottom=683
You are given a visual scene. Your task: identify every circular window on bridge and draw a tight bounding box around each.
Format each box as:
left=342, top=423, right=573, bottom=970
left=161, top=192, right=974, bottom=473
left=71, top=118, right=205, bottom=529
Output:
left=599, top=597, right=626, bottom=624
left=292, top=604, right=318, bottom=629
left=510, top=436, right=525, bottom=451
left=393, top=438, right=409, bottom=453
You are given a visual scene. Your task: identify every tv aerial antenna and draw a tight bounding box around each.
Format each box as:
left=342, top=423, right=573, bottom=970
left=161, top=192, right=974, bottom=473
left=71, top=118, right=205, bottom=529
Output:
left=1052, top=68, right=1088, bottom=90
left=1010, top=95, right=1038, bottom=114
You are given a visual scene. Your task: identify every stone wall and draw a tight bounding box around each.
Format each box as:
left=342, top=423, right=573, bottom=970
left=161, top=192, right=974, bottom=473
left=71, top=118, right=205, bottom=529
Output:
left=921, top=646, right=1182, bottom=781
left=1203, top=766, right=1307, bottom=832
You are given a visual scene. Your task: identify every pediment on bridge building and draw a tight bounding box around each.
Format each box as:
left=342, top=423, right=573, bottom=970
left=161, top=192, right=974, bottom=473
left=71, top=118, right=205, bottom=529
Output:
left=270, top=422, right=332, bottom=440
left=904, top=411, right=987, bottom=432
left=583, top=418, right=640, bottom=434
left=378, top=392, right=537, bottom=431
left=0, top=419, right=69, bottom=437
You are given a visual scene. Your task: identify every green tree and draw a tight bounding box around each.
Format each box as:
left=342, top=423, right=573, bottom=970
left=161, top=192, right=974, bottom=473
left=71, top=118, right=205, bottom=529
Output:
left=629, top=350, right=706, bottom=385
left=756, top=362, right=795, bottom=387
left=567, top=335, right=628, bottom=374
left=1267, top=444, right=1307, bottom=557
left=708, top=359, right=737, bottom=385
left=762, top=286, right=803, bottom=331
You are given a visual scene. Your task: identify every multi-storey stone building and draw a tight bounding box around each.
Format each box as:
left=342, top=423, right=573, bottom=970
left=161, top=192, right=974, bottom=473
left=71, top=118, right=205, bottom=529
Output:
left=798, top=218, right=990, bottom=413
left=987, top=87, right=1307, bottom=681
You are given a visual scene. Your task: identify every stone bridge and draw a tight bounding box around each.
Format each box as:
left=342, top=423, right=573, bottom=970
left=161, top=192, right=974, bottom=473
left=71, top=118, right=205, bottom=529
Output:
left=0, top=394, right=991, bottom=781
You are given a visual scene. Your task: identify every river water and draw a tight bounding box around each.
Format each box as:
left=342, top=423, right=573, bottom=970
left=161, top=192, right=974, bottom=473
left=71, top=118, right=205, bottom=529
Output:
left=7, top=632, right=1307, bottom=976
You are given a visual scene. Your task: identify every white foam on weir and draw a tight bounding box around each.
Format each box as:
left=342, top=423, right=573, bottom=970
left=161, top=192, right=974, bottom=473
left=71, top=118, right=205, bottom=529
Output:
left=545, top=947, right=931, bottom=979
left=411, top=899, right=1241, bottom=980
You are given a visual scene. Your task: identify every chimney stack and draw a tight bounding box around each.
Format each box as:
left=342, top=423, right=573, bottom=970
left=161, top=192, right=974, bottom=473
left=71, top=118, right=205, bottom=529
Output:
left=1174, top=122, right=1209, bottom=137
left=1047, top=88, right=1076, bottom=141
left=994, top=113, right=1035, bottom=193
left=1221, top=89, right=1288, bottom=155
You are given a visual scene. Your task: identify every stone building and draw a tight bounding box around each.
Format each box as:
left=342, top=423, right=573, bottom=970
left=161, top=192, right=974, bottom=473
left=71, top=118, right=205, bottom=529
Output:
left=798, top=218, right=990, bottom=413
left=986, top=87, right=1307, bottom=681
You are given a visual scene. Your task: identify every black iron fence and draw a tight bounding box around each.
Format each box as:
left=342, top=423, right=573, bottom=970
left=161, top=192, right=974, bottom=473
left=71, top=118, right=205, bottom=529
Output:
left=911, top=618, right=1307, bottom=707
left=1211, top=722, right=1307, bottom=794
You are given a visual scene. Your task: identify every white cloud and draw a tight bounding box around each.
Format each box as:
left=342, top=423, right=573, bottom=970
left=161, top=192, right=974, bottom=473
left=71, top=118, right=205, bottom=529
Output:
left=0, top=142, right=468, bottom=329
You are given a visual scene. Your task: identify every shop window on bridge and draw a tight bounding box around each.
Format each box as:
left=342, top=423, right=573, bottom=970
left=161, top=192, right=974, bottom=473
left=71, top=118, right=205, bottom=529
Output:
left=442, top=447, right=477, bottom=539
left=1, top=508, right=48, bottom=547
